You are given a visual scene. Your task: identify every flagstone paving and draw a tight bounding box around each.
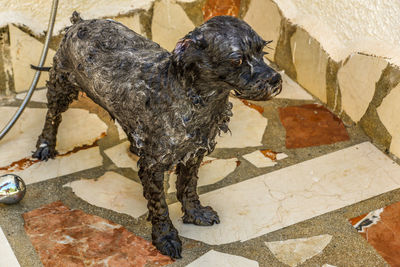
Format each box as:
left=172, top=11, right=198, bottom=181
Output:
left=0, top=73, right=399, bottom=267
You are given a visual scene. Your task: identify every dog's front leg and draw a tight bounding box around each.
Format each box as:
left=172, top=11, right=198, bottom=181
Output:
left=176, top=156, right=220, bottom=226
left=138, top=161, right=182, bottom=259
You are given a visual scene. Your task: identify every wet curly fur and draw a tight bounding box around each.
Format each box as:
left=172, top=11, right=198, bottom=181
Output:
left=33, top=12, right=282, bottom=259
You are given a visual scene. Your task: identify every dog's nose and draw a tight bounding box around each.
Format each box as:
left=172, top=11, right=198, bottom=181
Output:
left=268, top=73, right=282, bottom=88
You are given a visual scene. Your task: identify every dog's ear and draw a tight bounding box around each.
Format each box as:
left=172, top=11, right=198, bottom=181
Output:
left=172, top=32, right=208, bottom=64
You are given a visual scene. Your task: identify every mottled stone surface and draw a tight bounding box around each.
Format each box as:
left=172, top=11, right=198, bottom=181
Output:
left=265, top=235, right=332, bottom=267
left=350, top=201, right=400, bottom=267
left=0, top=26, right=14, bottom=95
left=9, top=25, right=55, bottom=92
left=0, top=227, right=20, bottom=267
left=152, top=0, right=195, bottom=51
left=291, top=28, right=328, bottom=103
left=279, top=104, right=349, bottom=149
left=187, top=250, right=259, bottom=267
left=338, top=54, right=387, bottom=122
left=203, top=0, right=240, bottom=21
left=243, top=0, right=281, bottom=61
left=23, top=201, right=173, bottom=267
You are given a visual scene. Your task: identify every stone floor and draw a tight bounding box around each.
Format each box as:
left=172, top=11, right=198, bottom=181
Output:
left=0, top=69, right=399, bottom=267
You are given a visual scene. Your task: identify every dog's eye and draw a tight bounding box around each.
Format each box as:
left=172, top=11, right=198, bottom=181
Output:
left=231, top=58, right=242, bottom=66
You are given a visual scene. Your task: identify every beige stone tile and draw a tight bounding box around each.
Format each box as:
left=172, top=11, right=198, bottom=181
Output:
left=151, top=0, right=195, bottom=51
left=243, top=150, right=287, bottom=168
left=276, top=71, right=314, bottom=100
left=167, top=157, right=238, bottom=193
left=265, top=235, right=332, bottom=267
left=338, top=54, right=387, bottom=122
left=187, top=250, right=259, bottom=267
left=9, top=25, right=55, bottom=93
left=322, top=265, right=336, bottom=267
left=104, top=141, right=139, bottom=171
left=243, top=0, right=281, bottom=61
left=64, top=171, right=147, bottom=219
left=113, top=14, right=144, bottom=36
left=0, top=227, right=20, bottom=267
left=215, top=97, right=268, bottom=148
left=291, top=28, right=328, bottom=103
left=0, top=147, right=103, bottom=185
left=16, top=88, right=47, bottom=103
left=169, top=142, right=400, bottom=245
left=377, top=83, right=400, bottom=157
left=0, top=107, right=107, bottom=167
left=115, top=121, right=128, bottom=140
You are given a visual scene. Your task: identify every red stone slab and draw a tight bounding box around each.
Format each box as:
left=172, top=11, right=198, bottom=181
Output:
left=350, top=201, right=400, bottom=267
left=278, top=104, right=349, bottom=149
left=203, top=0, right=241, bottom=21
left=23, top=201, right=173, bottom=267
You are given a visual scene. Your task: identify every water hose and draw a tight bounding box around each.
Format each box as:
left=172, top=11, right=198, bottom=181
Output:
left=0, top=0, right=59, bottom=140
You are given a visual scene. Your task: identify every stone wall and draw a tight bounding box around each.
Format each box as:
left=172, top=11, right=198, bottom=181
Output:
left=1, top=0, right=400, bottom=159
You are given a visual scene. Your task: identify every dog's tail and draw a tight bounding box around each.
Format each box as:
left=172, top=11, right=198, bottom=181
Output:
left=70, top=11, right=83, bottom=25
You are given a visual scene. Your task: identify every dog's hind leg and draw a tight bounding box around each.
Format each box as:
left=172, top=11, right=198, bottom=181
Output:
left=138, top=159, right=182, bottom=259
left=176, top=155, right=220, bottom=226
left=33, top=63, right=79, bottom=160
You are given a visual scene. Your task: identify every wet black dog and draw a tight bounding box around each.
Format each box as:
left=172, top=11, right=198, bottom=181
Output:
left=33, top=12, right=282, bottom=259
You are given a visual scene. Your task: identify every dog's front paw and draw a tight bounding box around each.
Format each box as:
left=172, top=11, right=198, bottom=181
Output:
left=32, top=142, right=57, bottom=161
left=182, top=204, right=220, bottom=226
left=152, top=221, right=182, bottom=259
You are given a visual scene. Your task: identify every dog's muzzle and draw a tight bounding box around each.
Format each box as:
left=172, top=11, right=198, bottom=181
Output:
left=234, top=72, right=282, bottom=101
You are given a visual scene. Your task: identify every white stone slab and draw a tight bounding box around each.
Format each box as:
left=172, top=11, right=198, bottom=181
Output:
left=115, top=121, right=127, bottom=140
left=0, top=147, right=103, bottom=185
left=187, top=250, right=259, bottom=267
left=216, top=97, right=268, bottom=148
left=16, top=88, right=47, bottom=103
left=9, top=25, right=55, bottom=92
left=0, top=227, right=20, bottom=267
left=152, top=0, right=195, bottom=51
left=104, top=141, right=139, bottom=171
left=0, top=107, right=107, bottom=167
left=377, top=82, right=400, bottom=158
left=169, top=142, right=400, bottom=245
left=338, top=54, right=387, bottom=122
left=265, top=234, right=332, bottom=267
left=64, top=171, right=147, bottom=219
left=276, top=71, right=314, bottom=100
left=168, top=157, right=238, bottom=193
left=243, top=151, right=288, bottom=168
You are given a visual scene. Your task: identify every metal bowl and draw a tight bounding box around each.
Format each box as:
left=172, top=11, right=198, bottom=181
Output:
left=0, top=174, right=26, bottom=204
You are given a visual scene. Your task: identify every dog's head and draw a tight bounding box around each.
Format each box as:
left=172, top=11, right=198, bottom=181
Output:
left=172, top=16, right=282, bottom=101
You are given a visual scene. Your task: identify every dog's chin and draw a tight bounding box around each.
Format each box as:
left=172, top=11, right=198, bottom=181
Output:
left=233, top=84, right=282, bottom=101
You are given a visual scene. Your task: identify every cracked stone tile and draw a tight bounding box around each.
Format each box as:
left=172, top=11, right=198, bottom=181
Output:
left=338, top=54, right=387, bottom=122
left=349, top=201, right=400, bottom=267
left=0, top=227, right=20, bottom=267
left=115, top=121, right=128, bottom=140
left=276, top=71, right=314, bottom=100
left=113, top=14, right=144, bottom=36
left=9, top=25, right=55, bottom=93
left=243, top=150, right=288, bottom=168
left=0, top=107, right=107, bottom=167
left=243, top=0, right=281, bottom=61
left=16, top=88, right=47, bottom=103
left=0, top=147, right=103, bottom=185
left=279, top=104, right=349, bottom=149
left=104, top=141, right=139, bottom=172
left=377, top=82, right=400, bottom=158
left=152, top=0, right=195, bottom=51
left=167, top=157, right=238, bottom=193
left=64, top=171, right=148, bottom=219
left=23, top=201, right=173, bottom=267
left=187, top=250, right=259, bottom=267
left=265, top=234, right=332, bottom=267
left=291, top=28, right=328, bottom=102
left=169, top=142, right=400, bottom=245
left=216, top=97, right=268, bottom=148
